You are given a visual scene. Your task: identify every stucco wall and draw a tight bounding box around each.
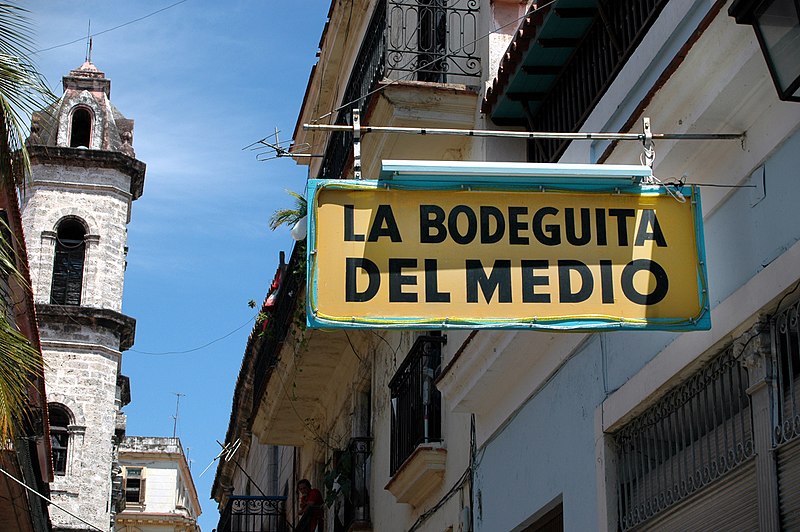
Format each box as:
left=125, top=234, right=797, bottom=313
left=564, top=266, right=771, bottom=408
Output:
left=471, top=4, right=800, bottom=530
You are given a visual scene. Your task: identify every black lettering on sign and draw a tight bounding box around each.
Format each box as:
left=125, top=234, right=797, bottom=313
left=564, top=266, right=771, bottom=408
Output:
left=533, top=207, right=561, bottom=246
left=344, top=204, right=365, bottom=242
left=608, top=209, right=635, bottom=246
left=508, top=207, right=529, bottom=245
left=345, top=258, right=380, bottom=302
left=521, top=260, right=550, bottom=303
left=480, top=206, right=505, bottom=244
left=595, top=208, right=607, bottom=246
left=466, top=259, right=512, bottom=303
left=565, top=208, right=591, bottom=246
left=425, top=259, right=450, bottom=302
left=599, top=259, right=614, bottom=304
left=420, top=205, right=446, bottom=243
left=367, top=205, right=402, bottom=242
left=621, top=259, right=669, bottom=305
left=389, top=258, right=417, bottom=302
left=635, top=209, right=667, bottom=247
left=558, top=260, right=593, bottom=303
left=449, top=205, right=477, bottom=245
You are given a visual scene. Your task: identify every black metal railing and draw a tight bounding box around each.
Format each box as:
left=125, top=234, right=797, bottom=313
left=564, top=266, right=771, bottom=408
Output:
left=318, top=0, right=481, bottom=181
left=772, top=299, right=800, bottom=446
left=253, top=243, right=304, bottom=409
left=386, top=0, right=481, bottom=82
left=613, top=346, right=754, bottom=530
left=217, top=496, right=290, bottom=532
left=527, top=0, right=668, bottom=163
left=389, top=335, right=445, bottom=475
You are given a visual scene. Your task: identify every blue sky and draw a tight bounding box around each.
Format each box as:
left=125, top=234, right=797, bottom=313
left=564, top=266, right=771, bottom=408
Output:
left=28, top=1, right=330, bottom=529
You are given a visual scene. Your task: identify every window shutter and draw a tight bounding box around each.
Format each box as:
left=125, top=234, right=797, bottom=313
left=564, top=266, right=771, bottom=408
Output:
left=139, top=478, right=146, bottom=504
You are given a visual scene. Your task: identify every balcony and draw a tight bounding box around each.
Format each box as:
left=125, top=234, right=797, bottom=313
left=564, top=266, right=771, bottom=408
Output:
left=319, top=0, right=481, bottom=181
left=217, top=496, right=290, bottom=532
left=389, top=334, right=445, bottom=475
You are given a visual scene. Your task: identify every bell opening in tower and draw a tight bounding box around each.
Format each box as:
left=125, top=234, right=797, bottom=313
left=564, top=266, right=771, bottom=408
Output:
left=69, top=107, right=92, bottom=148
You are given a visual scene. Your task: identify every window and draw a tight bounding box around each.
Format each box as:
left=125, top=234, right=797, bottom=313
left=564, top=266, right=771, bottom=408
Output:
left=69, top=107, right=91, bottom=148
left=51, top=218, right=86, bottom=306
left=521, top=501, right=564, bottom=532
left=613, top=346, right=754, bottom=530
left=124, top=467, right=145, bottom=505
left=389, top=334, right=445, bottom=475
left=49, top=404, right=70, bottom=476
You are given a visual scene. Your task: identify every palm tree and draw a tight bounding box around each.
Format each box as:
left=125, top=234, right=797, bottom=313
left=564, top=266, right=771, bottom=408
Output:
left=268, top=189, right=307, bottom=231
left=0, top=2, right=54, bottom=440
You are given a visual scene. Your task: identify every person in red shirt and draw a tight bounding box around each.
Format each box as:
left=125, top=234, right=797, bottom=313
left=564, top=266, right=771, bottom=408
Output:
left=297, top=478, right=324, bottom=531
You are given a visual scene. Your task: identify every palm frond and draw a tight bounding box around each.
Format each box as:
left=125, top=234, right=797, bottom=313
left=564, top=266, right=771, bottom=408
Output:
left=269, top=189, right=307, bottom=231
left=0, top=315, right=42, bottom=439
left=0, top=3, right=55, bottom=188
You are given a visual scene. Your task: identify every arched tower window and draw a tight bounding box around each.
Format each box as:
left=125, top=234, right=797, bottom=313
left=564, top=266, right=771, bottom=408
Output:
left=51, top=218, right=86, bottom=306
left=49, top=404, right=71, bottom=476
left=69, top=107, right=92, bottom=148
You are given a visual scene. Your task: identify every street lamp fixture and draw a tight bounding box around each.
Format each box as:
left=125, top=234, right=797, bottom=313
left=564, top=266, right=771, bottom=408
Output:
left=730, top=0, right=800, bottom=102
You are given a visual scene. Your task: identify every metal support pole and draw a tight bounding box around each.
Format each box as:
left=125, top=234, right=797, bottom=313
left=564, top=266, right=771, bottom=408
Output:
left=303, top=122, right=744, bottom=142
left=352, top=108, right=362, bottom=180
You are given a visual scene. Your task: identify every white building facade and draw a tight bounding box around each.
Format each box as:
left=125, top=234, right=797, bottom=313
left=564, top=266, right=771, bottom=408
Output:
left=116, top=437, right=201, bottom=532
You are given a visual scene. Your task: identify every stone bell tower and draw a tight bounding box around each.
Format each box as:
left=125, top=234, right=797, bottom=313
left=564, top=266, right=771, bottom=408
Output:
left=21, top=62, right=145, bottom=531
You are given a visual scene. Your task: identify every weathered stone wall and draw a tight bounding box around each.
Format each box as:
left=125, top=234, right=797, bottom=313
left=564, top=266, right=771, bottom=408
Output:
left=21, top=163, right=132, bottom=312
left=44, top=343, right=120, bottom=531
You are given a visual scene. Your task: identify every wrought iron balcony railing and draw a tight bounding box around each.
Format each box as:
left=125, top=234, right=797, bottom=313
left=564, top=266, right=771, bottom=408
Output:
left=318, top=0, right=481, bottom=181
left=217, top=496, right=290, bottom=532
left=389, top=334, right=446, bottom=475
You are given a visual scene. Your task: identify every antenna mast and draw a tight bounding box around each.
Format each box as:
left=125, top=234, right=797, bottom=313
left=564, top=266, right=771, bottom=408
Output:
left=172, top=392, right=185, bottom=438
left=85, top=21, right=92, bottom=62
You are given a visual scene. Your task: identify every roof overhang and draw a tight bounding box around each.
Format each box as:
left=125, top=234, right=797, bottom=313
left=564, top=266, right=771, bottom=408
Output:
left=482, top=0, right=599, bottom=125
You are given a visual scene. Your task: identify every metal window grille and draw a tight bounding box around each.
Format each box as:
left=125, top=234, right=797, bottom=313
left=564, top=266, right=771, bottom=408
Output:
left=772, top=299, right=800, bottom=445
left=217, top=496, right=289, bottom=532
left=613, top=346, right=754, bottom=530
left=389, top=334, right=445, bottom=475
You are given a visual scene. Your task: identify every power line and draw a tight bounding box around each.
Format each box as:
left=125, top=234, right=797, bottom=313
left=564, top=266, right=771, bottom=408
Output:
left=0, top=466, right=106, bottom=532
left=35, top=0, right=191, bottom=54
left=130, top=314, right=256, bottom=356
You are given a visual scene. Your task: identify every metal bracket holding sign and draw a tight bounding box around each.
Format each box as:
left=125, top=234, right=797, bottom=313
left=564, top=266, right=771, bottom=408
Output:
left=305, top=160, right=710, bottom=332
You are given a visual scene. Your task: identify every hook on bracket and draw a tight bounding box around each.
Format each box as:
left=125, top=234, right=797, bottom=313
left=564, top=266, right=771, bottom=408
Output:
left=642, top=117, right=655, bottom=169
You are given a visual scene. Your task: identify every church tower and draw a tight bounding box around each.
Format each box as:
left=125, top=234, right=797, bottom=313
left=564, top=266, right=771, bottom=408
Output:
left=22, top=62, right=145, bottom=531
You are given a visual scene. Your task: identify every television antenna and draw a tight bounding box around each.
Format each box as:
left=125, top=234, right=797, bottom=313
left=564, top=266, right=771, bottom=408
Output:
left=243, top=128, right=322, bottom=162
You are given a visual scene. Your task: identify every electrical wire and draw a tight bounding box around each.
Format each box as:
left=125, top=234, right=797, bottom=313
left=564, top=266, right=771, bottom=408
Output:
left=0, top=466, right=106, bottom=532
left=34, top=0, right=191, bottom=54
left=130, top=314, right=257, bottom=355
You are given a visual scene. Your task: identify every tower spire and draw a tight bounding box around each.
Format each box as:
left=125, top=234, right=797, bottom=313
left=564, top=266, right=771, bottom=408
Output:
left=85, top=20, right=92, bottom=63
